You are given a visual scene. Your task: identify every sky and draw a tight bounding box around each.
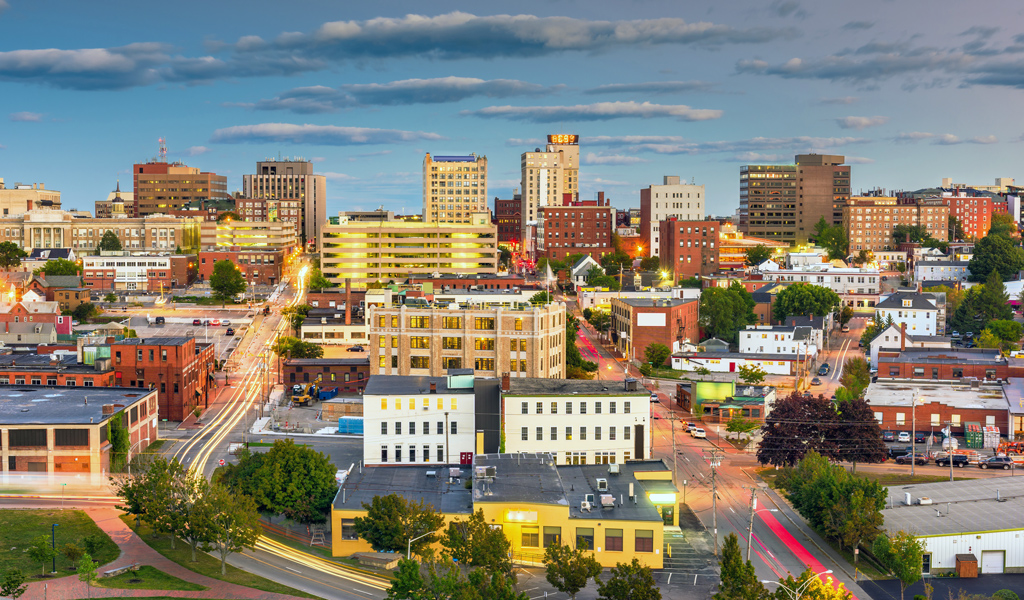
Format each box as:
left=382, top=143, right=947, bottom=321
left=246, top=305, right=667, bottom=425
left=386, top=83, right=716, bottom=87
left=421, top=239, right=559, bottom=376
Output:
left=1, top=0, right=1022, bottom=218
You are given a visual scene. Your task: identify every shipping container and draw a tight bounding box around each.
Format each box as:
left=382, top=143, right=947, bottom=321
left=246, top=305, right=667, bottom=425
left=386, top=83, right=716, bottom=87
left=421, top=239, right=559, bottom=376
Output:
left=964, top=422, right=984, bottom=449
left=983, top=425, right=1001, bottom=449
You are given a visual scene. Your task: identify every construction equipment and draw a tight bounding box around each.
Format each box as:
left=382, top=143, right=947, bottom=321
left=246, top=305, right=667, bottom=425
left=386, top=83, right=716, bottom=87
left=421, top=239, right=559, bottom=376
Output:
left=996, top=440, right=1024, bottom=455
left=292, top=374, right=322, bottom=406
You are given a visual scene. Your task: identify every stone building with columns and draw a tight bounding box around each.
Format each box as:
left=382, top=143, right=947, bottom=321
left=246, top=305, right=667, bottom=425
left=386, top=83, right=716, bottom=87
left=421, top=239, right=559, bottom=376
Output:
left=0, top=209, right=202, bottom=255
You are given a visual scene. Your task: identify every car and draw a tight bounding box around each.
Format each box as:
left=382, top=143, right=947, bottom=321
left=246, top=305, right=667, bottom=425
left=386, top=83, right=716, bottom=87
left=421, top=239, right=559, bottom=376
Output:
left=193, top=319, right=202, bottom=326
left=811, top=377, right=821, bottom=386
left=951, top=330, right=960, bottom=339
left=225, top=328, right=235, bottom=336
left=222, top=319, right=232, bottom=326
left=888, top=446, right=911, bottom=460
left=882, top=430, right=895, bottom=442
left=211, top=319, right=221, bottom=326
left=71, top=320, right=80, bottom=327
left=692, top=428, right=707, bottom=439
left=686, top=423, right=697, bottom=433
left=898, top=431, right=911, bottom=443
left=818, top=363, right=831, bottom=376
left=896, top=453, right=928, bottom=466
left=914, top=432, right=928, bottom=444
left=980, top=456, right=1014, bottom=470
left=965, top=331, right=975, bottom=340
left=935, top=454, right=969, bottom=468
left=649, top=393, right=660, bottom=403
left=841, top=324, right=850, bottom=333
left=155, top=316, right=165, bottom=325
left=346, top=345, right=365, bottom=352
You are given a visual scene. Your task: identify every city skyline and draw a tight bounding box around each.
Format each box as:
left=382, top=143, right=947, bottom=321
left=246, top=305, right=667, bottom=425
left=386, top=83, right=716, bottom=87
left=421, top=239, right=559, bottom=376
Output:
left=0, top=0, right=1021, bottom=217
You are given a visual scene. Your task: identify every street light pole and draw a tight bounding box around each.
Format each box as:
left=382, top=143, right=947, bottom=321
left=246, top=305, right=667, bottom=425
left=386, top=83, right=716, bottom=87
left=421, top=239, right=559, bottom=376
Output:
left=762, top=570, right=834, bottom=600
left=407, top=530, right=435, bottom=560
left=51, top=523, right=59, bottom=573
left=705, top=448, right=722, bottom=556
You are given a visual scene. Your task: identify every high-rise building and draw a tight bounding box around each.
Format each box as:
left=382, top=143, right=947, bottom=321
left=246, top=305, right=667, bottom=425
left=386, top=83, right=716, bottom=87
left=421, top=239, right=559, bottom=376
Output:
left=423, top=153, right=488, bottom=223
left=740, top=154, right=851, bottom=244
left=520, top=135, right=581, bottom=249
left=537, top=193, right=615, bottom=262
left=493, top=193, right=522, bottom=251
left=133, top=161, right=229, bottom=217
left=639, top=176, right=705, bottom=256
left=242, top=160, right=326, bottom=250
left=842, top=196, right=948, bottom=253
left=658, top=219, right=718, bottom=280
left=940, top=193, right=993, bottom=240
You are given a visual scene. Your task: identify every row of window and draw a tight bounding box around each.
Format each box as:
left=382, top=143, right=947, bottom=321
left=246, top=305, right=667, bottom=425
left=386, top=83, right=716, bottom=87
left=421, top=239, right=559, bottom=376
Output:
left=0, top=378, right=93, bottom=386
left=380, top=444, right=446, bottom=463
left=875, top=412, right=997, bottom=427
left=381, top=421, right=456, bottom=435
left=379, top=397, right=459, bottom=411
left=520, top=425, right=629, bottom=441
left=376, top=315, right=507, bottom=330
left=521, top=400, right=631, bottom=415
left=518, top=526, right=653, bottom=552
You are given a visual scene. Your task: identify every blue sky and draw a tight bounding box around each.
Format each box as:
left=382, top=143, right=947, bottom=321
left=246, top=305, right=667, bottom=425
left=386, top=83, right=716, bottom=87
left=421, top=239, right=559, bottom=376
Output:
left=1, top=0, right=1022, bottom=217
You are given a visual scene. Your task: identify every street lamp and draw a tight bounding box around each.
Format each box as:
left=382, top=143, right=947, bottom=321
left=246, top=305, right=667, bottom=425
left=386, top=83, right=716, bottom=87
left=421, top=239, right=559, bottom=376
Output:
left=762, top=570, right=833, bottom=600
left=746, top=506, right=779, bottom=561
left=407, top=530, right=435, bottom=560
left=60, top=483, right=67, bottom=510
left=51, top=523, right=59, bottom=573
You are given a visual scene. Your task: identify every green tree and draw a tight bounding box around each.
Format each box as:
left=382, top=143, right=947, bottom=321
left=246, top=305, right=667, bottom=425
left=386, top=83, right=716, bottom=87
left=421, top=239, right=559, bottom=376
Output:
left=969, top=233, right=1024, bottom=282
left=714, top=533, right=766, bottom=600
left=60, top=542, right=84, bottom=569
left=26, top=535, right=55, bottom=576
left=836, top=397, right=888, bottom=471
left=76, top=553, right=96, bottom=598
left=993, top=591, right=1021, bottom=600
left=72, top=302, right=101, bottom=323
left=0, top=568, right=27, bottom=600
left=103, top=292, right=117, bottom=303
left=950, top=287, right=983, bottom=334
left=600, top=250, right=632, bottom=276
left=812, top=218, right=849, bottom=260
left=699, top=282, right=757, bottom=345
left=589, top=274, right=620, bottom=291
left=644, top=343, right=671, bottom=368
left=308, top=268, right=332, bottom=290
left=987, top=319, right=1023, bottom=345
left=927, top=285, right=964, bottom=315
left=587, top=310, right=611, bottom=339
left=678, top=275, right=702, bottom=288
left=209, top=260, right=246, bottom=306
left=726, top=416, right=760, bottom=435
left=639, top=256, right=660, bottom=272
left=768, top=568, right=851, bottom=600
left=693, top=366, right=712, bottom=380
left=204, top=483, right=262, bottom=575
left=838, top=357, right=870, bottom=398
left=738, top=364, right=767, bottom=386
left=271, top=336, right=324, bottom=359
left=247, top=439, right=338, bottom=523
left=978, top=329, right=1002, bottom=350
left=97, top=230, right=123, bottom=252
left=40, top=258, right=81, bottom=276
left=0, top=242, right=26, bottom=271
left=744, top=244, right=774, bottom=267
left=873, top=531, right=925, bottom=600
left=353, top=494, right=445, bottom=554
left=281, top=304, right=312, bottom=332
left=529, top=291, right=552, bottom=305
left=988, top=212, right=1017, bottom=239
left=891, top=224, right=931, bottom=245
left=976, top=270, right=1014, bottom=324
left=772, top=283, right=841, bottom=322
left=441, top=509, right=512, bottom=575
left=176, top=471, right=216, bottom=563
left=543, top=540, right=602, bottom=600
left=949, top=215, right=966, bottom=240
left=217, top=211, right=241, bottom=222
left=839, top=306, right=853, bottom=326
left=598, top=558, right=661, bottom=600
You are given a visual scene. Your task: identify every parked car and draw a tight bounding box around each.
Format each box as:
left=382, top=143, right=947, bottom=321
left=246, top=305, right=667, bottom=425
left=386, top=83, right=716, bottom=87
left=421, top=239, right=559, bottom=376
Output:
left=888, top=446, right=911, bottom=460
left=193, top=319, right=202, bottom=326
left=965, top=331, right=975, bottom=340
left=211, top=319, right=221, bottom=326
left=980, top=456, right=1014, bottom=470
left=951, top=330, right=960, bottom=339
left=882, top=430, right=895, bottom=442
left=692, top=428, right=707, bottom=439
left=155, top=316, right=165, bottom=325
left=71, top=320, right=80, bottom=327
left=811, top=377, right=821, bottom=386
left=935, top=454, right=969, bottom=468
left=914, top=432, right=928, bottom=444
left=841, top=324, right=850, bottom=333
left=222, top=319, right=232, bottom=327
left=225, top=328, right=235, bottom=336
left=346, top=345, right=364, bottom=352
left=818, top=363, right=831, bottom=376
left=649, top=393, right=659, bottom=403
left=898, top=431, right=911, bottom=443
left=895, top=453, right=928, bottom=465
left=686, top=423, right=697, bottom=434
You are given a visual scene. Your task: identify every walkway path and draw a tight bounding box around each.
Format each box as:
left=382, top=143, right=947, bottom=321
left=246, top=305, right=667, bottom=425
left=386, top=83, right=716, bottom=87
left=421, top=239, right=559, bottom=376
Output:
left=21, top=507, right=310, bottom=600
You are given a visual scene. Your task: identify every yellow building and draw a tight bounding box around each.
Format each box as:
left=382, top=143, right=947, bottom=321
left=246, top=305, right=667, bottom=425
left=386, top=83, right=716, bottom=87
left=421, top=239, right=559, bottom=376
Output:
left=423, top=153, right=488, bottom=224
left=331, top=453, right=677, bottom=569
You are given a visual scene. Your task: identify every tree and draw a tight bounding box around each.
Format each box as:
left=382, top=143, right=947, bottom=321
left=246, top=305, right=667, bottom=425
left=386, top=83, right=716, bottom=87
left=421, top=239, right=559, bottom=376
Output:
left=103, top=292, right=117, bottom=303
left=599, top=250, right=631, bottom=277
left=873, top=531, right=925, bottom=600
left=72, top=302, right=101, bottom=323
left=693, top=366, right=711, bottom=380
left=40, top=258, right=81, bottom=276
left=271, top=336, right=323, bottom=359
left=853, top=249, right=872, bottom=266
left=644, top=343, right=671, bottom=368
left=835, top=397, right=888, bottom=470
left=744, top=244, right=773, bottom=267
left=176, top=471, right=216, bottom=563
left=60, top=543, right=84, bottom=568
left=209, top=260, right=246, bottom=306
left=987, top=319, right=1023, bottom=345
left=978, top=329, right=1002, bottom=351
left=598, top=558, right=661, bottom=600
left=98, top=230, right=123, bottom=252
left=217, top=211, right=241, bottom=222
left=891, top=224, right=931, bottom=245
left=0, top=242, right=26, bottom=271
left=949, top=215, right=966, bottom=241
left=587, top=310, right=611, bottom=339
left=969, top=233, right=1024, bottom=282
left=543, top=540, right=602, bottom=600
left=529, top=291, right=552, bottom=305
left=726, top=417, right=760, bottom=435
left=247, top=439, right=337, bottom=523
left=812, top=218, right=849, bottom=261
left=950, top=287, right=984, bottom=334
left=76, top=553, right=96, bottom=598
left=757, top=392, right=839, bottom=467
left=988, top=212, right=1017, bottom=239
left=976, top=270, right=1014, bottom=324
left=26, top=535, right=56, bottom=576
left=928, top=285, right=964, bottom=315
left=589, top=274, right=620, bottom=291
left=441, top=509, right=512, bottom=575
left=353, top=494, right=445, bottom=554
left=699, top=282, right=757, bottom=345
left=713, top=533, right=766, bottom=600
left=678, top=275, right=702, bottom=288
left=738, top=364, right=767, bottom=386
left=838, top=357, right=870, bottom=398
left=772, top=283, right=841, bottom=322
left=639, top=256, right=660, bottom=272
left=839, top=306, right=853, bottom=327
left=0, top=568, right=27, bottom=600
left=204, top=483, right=262, bottom=575
left=768, top=568, right=851, bottom=600
left=308, top=268, right=332, bottom=290
left=386, top=557, right=527, bottom=600
left=282, top=304, right=312, bottom=332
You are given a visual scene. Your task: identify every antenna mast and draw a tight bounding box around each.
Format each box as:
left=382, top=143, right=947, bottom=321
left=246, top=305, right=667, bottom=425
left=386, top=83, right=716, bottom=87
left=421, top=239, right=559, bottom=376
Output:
left=158, top=137, right=167, bottom=163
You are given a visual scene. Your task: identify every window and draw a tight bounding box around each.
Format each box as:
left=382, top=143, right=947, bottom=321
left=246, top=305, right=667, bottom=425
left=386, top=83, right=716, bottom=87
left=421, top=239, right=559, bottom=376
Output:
left=161, top=349, right=167, bottom=361
left=437, top=422, right=444, bottom=435
left=595, top=402, right=602, bottom=414
left=391, top=316, right=399, bottom=327
left=986, top=415, right=996, bottom=426
left=410, top=316, right=430, bottom=328
left=341, top=518, right=359, bottom=540
left=536, top=402, right=543, bottom=414
left=442, top=357, right=462, bottom=369
left=551, top=402, right=558, bottom=414
left=595, top=427, right=602, bottom=441
left=952, top=414, right=961, bottom=426
left=580, top=402, right=587, bottom=415
left=410, top=336, right=430, bottom=349
left=437, top=398, right=443, bottom=410
left=605, top=529, right=623, bottom=552
left=381, top=445, right=388, bottom=463
left=474, top=358, right=495, bottom=370
left=391, top=336, right=398, bottom=348
left=411, top=356, right=430, bottom=369
left=450, top=422, right=457, bottom=435
left=475, top=338, right=495, bottom=351
left=624, top=426, right=631, bottom=440
left=536, top=426, right=543, bottom=441
left=566, top=402, right=573, bottom=415
left=522, top=427, right=528, bottom=441
left=451, top=398, right=457, bottom=410
left=409, top=422, right=416, bottom=435
left=551, top=426, right=557, bottom=441
left=609, top=427, right=616, bottom=441
left=931, top=414, right=940, bottom=427
left=610, top=401, right=617, bottom=414
left=475, top=317, right=495, bottom=330
left=580, top=427, right=587, bottom=441
left=543, top=526, right=561, bottom=548
left=522, top=402, right=529, bottom=414
left=522, top=526, right=539, bottom=547
left=575, top=528, right=594, bottom=550
left=624, top=402, right=631, bottom=414
left=395, top=445, right=403, bottom=462
left=566, top=427, right=573, bottom=441
left=442, top=337, right=462, bottom=349
left=381, top=422, right=388, bottom=435
left=896, top=412, right=906, bottom=426
left=443, top=317, right=463, bottom=329
left=437, top=445, right=444, bottom=462
left=395, top=422, right=402, bottom=435
left=635, top=530, right=654, bottom=552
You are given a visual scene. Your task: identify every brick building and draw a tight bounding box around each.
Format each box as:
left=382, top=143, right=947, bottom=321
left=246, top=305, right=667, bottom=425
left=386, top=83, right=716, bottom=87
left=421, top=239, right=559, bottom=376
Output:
left=198, top=248, right=286, bottom=285
left=405, top=274, right=526, bottom=291
left=494, top=194, right=522, bottom=250
left=27, top=275, right=82, bottom=302
left=876, top=348, right=1008, bottom=382
left=843, top=196, right=949, bottom=253
left=133, top=159, right=229, bottom=217
left=610, top=298, right=699, bottom=364
left=640, top=176, right=705, bottom=255
left=0, top=301, right=71, bottom=335
left=537, top=195, right=614, bottom=262
left=658, top=218, right=719, bottom=281
left=283, top=358, right=371, bottom=395
left=110, top=337, right=215, bottom=422
left=865, top=380, right=1009, bottom=436
left=0, top=354, right=116, bottom=386
left=941, top=193, right=994, bottom=240
left=83, top=252, right=176, bottom=293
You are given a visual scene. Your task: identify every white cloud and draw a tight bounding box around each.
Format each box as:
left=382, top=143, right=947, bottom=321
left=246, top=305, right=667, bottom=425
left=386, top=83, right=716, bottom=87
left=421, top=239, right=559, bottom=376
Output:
left=583, top=153, right=648, bottom=165
left=466, top=101, right=723, bottom=122
left=180, top=146, right=211, bottom=156
left=845, top=156, right=876, bottom=164
left=9, top=111, right=43, bottom=122
left=893, top=131, right=935, bottom=143
left=820, top=96, right=858, bottom=105
left=209, top=123, right=444, bottom=145
left=731, top=152, right=788, bottom=162
left=322, top=172, right=357, bottom=181
left=836, top=116, right=888, bottom=130
left=505, top=137, right=543, bottom=147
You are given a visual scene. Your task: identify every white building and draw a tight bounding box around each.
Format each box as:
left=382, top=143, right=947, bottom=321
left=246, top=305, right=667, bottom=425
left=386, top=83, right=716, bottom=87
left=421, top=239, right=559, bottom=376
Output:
left=82, top=253, right=172, bottom=292
left=671, top=352, right=797, bottom=376
left=759, top=264, right=881, bottom=308
left=502, top=378, right=650, bottom=466
left=873, top=251, right=907, bottom=270
left=874, top=291, right=940, bottom=336
left=914, top=260, right=970, bottom=282
left=868, top=323, right=951, bottom=364
left=785, top=251, right=827, bottom=269
left=577, top=287, right=700, bottom=312
left=570, top=255, right=600, bottom=288
left=739, top=325, right=818, bottom=357
left=362, top=371, right=479, bottom=466
left=641, top=176, right=705, bottom=257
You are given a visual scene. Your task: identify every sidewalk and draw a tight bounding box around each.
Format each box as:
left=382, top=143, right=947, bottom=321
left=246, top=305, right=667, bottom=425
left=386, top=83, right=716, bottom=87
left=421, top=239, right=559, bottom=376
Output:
left=21, top=507, right=310, bottom=600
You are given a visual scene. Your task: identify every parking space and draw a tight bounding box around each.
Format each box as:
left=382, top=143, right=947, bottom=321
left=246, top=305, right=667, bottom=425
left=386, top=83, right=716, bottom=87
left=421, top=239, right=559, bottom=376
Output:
left=76, top=311, right=254, bottom=361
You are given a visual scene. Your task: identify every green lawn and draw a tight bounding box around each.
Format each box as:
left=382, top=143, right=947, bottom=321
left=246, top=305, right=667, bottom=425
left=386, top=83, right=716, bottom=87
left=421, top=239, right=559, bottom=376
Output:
left=651, top=367, right=687, bottom=379
left=0, top=509, right=119, bottom=576
left=93, top=566, right=207, bottom=591
left=119, top=515, right=318, bottom=599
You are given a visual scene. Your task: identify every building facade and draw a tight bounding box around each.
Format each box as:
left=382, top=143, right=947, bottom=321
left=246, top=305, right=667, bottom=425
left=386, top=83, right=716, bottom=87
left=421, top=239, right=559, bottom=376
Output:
left=610, top=298, right=699, bottom=363
left=283, top=358, right=371, bottom=395
left=914, top=261, right=970, bottom=282
left=198, top=248, right=286, bottom=285
left=0, top=209, right=201, bottom=253
left=199, top=220, right=297, bottom=252
left=423, top=154, right=488, bottom=224
left=494, top=194, right=522, bottom=250
left=843, top=196, right=949, bottom=252
left=716, top=222, right=787, bottom=270
left=367, top=302, right=566, bottom=379
left=640, top=176, right=705, bottom=255
left=111, top=337, right=215, bottom=422
left=133, top=160, right=229, bottom=217
left=0, top=179, right=60, bottom=216
left=941, top=193, right=994, bottom=240
left=537, top=195, right=615, bottom=262
left=875, top=292, right=940, bottom=336
left=83, top=252, right=176, bottom=292
left=0, top=301, right=71, bottom=335
left=759, top=266, right=881, bottom=309
left=658, top=219, right=718, bottom=281
left=520, top=135, right=580, bottom=243
left=242, top=160, right=326, bottom=250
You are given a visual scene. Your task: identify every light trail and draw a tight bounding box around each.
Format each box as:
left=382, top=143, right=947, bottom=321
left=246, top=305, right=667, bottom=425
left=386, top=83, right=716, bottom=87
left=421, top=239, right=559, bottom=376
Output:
left=255, top=537, right=389, bottom=591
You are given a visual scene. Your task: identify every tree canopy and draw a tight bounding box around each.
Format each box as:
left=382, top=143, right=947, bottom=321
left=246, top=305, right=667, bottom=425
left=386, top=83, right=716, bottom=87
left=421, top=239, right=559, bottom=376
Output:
left=440, top=509, right=512, bottom=575
left=308, top=267, right=332, bottom=290
left=353, top=494, right=445, bottom=554
left=713, top=533, right=764, bottom=600
left=217, top=211, right=241, bottom=222
left=639, top=256, right=660, bottom=272
left=988, top=212, right=1017, bottom=239
left=0, top=242, right=27, bottom=271
left=544, top=540, right=602, bottom=600
left=699, top=282, right=756, bottom=345
left=872, top=531, right=925, bottom=600
left=744, top=244, right=774, bottom=267
left=969, top=233, right=1024, bottom=282
left=209, top=260, right=246, bottom=305
left=757, top=392, right=840, bottom=467
left=271, top=335, right=324, bottom=359
left=813, top=217, right=849, bottom=261
left=771, top=283, right=841, bottom=322
left=644, top=343, right=671, bottom=367
left=38, top=258, right=81, bottom=277
left=891, top=224, right=931, bottom=245
left=598, top=558, right=661, bottom=600
left=98, top=230, right=123, bottom=252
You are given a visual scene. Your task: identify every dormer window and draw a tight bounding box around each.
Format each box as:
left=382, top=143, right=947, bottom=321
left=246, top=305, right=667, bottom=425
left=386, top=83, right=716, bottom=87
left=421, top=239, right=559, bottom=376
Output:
left=902, top=299, right=912, bottom=308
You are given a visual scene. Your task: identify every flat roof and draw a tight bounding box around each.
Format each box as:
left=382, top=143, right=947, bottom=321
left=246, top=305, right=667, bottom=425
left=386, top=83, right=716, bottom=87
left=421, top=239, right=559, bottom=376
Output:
left=864, top=381, right=1008, bottom=410
left=882, top=478, right=1024, bottom=536
left=878, top=348, right=1004, bottom=366
left=0, top=354, right=107, bottom=374
left=363, top=375, right=477, bottom=396
left=334, top=465, right=473, bottom=515
left=114, top=337, right=193, bottom=347
left=505, top=378, right=649, bottom=397
left=673, top=352, right=799, bottom=361
left=0, top=386, right=154, bottom=425
left=284, top=358, right=370, bottom=367
left=615, top=298, right=694, bottom=308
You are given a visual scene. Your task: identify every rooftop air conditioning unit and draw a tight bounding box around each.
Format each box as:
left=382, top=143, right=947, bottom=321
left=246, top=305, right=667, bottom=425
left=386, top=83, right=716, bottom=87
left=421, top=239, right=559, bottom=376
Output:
left=608, top=463, right=620, bottom=475
left=596, top=478, right=608, bottom=492
left=580, top=501, right=592, bottom=512
left=600, top=494, right=615, bottom=507
left=585, top=493, right=595, bottom=505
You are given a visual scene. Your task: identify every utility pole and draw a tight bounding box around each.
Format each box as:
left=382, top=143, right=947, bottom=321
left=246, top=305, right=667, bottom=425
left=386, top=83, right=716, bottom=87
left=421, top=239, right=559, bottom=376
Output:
left=911, top=389, right=918, bottom=476
left=705, top=447, right=722, bottom=556
left=670, top=413, right=679, bottom=490
left=944, top=420, right=953, bottom=482
left=746, top=487, right=757, bottom=561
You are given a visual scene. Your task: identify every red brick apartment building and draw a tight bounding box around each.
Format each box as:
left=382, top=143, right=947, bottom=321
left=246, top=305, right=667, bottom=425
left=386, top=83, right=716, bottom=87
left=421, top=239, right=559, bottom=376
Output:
left=284, top=358, right=371, bottom=395
left=658, top=219, right=719, bottom=281
left=198, top=248, right=286, bottom=285
left=941, top=193, right=993, bottom=240
left=539, top=194, right=615, bottom=262
left=610, top=298, right=699, bottom=364
left=876, top=348, right=1009, bottom=381
left=111, top=337, right=215, bottom=421
left=0, top=354, right=115, bottom=387
left=494, top=195, right=522, bottom=250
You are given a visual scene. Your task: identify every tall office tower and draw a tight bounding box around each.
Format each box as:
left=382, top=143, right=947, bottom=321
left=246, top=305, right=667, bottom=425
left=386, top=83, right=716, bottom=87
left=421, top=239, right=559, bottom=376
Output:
left=739, top=154, right=851, bottom=245
left=132, top=161, right=229, bottom=217
left=242, top=159, right=326, bottom=250
left=639, top=176, right=705, bottom=257
left=423, top=153, right=488, bottom=223
left=519, top=134, right=580, bottom=253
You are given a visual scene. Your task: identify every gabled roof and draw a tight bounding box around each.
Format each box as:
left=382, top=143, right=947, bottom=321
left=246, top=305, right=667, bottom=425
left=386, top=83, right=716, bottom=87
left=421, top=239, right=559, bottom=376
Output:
left=3, top=322, right=56, bottom=335
left=875, top=292, right=938, bottom=311
left=0, top=301, right=60, bottom=315
left=786, top=315, right=826, bottom=330
left=33, top=275, right=82, bottom=288
left=27, top=248, right=74, bottom=261
left=571, top=254, right=599, bottom=272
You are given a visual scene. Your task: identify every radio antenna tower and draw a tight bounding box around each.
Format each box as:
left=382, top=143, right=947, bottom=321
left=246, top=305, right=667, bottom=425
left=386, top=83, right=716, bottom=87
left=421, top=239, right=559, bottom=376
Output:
left=158, top=137, right=167, bottom=163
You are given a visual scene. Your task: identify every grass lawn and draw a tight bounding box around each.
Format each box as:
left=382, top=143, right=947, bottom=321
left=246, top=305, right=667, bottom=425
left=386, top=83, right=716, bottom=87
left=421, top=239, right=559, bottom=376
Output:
left=119, top=515, right=318, bottom=599
left=144, top=439, right=169, bottom=452
left=93, top=566, right=207, bottom=591
left=0, top=509, right=119, bottom=577
left=651, top=367, right=687, bottom=379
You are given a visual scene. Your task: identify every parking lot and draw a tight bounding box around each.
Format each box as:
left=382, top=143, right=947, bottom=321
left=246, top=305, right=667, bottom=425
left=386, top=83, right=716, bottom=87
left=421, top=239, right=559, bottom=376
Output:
left=76, top=312, right=253, bottom=361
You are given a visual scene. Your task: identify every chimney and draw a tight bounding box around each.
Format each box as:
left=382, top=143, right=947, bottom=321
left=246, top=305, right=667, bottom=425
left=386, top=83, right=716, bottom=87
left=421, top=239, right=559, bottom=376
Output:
left=501, top=372, right=511, bottom=392
left=597, top=191, right=605, bottom=206
left=901, top=322, right=907, bottom=352
left=345, top=278, right=352, bottom=325
left=429, top=382, right=437, bottom=393
left=102, top=404, right=115, bottom=415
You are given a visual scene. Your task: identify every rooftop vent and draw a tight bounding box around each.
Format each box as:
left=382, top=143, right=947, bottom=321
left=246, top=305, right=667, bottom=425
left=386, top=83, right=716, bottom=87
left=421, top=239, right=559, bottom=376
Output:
left=596, top=478, right=608, bottom=491
left=608, top=463, right=620, bottom=475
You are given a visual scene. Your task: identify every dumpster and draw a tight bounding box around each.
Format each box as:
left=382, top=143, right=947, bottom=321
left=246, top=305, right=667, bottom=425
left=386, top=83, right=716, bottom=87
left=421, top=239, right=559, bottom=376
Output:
left=338, top=416, right=364, bottom=435
left=964, top=422, right=984, bottom=449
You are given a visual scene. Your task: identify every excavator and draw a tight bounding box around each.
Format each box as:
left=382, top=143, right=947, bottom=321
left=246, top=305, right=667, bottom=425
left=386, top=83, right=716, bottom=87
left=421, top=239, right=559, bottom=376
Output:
left=292, top=373, right=322, bottom=407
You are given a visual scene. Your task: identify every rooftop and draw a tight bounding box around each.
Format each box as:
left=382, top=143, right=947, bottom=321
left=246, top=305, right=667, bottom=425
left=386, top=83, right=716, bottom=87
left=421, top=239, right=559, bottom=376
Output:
left=673, top=351, right=802, bottom=361
left=284, top=358, right=371, bottom=367
left=363, top=374, right=478, bottom=396
left=916, top=260, right=971, bottom=267
left=615, top=298, right=694, bottom=308
left=864, top=381, right=1008, bottom=411
left=333, top=465, right=473, bottom=515
left=882, top=477, right=1024, bottom=536
left=0, top=386, right=155, bottom=425
left=878, top=348, right=1005, bottom=366
left=114, top=337, right=193, bottom=347
left=0, top=353, right=105, bottom=373
left=875, top=292, right=939, bottom=311
left=505, top=378, right=649, bottom=397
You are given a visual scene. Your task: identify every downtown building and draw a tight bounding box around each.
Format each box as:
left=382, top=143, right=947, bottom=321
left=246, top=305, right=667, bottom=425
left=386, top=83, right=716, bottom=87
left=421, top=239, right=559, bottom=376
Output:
left=739, top=154, right=851, bottom=244
left=242, top=159, right=326, bottom=250
left=519, top=135, right=581, bottom=254
left=0, top=209, right=201, bottom=253
left=423, top=153, right=488, bottom=224
left=493, top=192, right=522, bottom=251
left=537, top=194, right=615, bottom=262
left=658, top=218, right=719, bottom=281
left=133, top=159, right=229, bottom=217
left=639, top=176, right=705, bottom=256
left=0, top=178, right=61, bottom=216
left=842, top=196, right=949, bottom=253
